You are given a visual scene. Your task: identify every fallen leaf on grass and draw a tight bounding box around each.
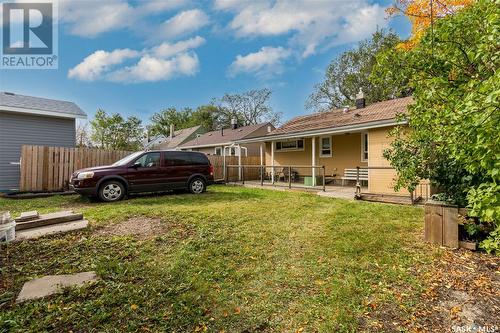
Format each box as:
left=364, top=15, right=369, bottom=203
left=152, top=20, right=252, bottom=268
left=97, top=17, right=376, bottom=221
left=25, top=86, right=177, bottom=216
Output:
left=130, top=304, right=138, bottom=311
left=234, top=307, right=241, bottom=314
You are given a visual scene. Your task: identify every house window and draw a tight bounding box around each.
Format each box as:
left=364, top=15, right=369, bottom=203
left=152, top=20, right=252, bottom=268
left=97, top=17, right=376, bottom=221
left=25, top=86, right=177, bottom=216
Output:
left=214, top=147, right=222, bottom=156
left=320, top=136, right=332, bottom=157
left=275, top=139, right=304, bottom=152
left=361, top=132, right=368, bottom=161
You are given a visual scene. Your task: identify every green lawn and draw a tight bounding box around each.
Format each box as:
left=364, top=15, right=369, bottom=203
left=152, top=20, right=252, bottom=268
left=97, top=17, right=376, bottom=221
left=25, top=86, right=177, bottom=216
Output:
left=0, top=185, right=433, bottom=332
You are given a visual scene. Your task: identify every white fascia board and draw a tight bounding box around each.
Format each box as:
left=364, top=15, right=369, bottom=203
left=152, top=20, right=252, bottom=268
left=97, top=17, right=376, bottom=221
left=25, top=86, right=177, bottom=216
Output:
left=0, top=105, right=87, bottom=119
left=235, top=119, right=407, bottom=144
left=179, top=142, right=233, bottom=149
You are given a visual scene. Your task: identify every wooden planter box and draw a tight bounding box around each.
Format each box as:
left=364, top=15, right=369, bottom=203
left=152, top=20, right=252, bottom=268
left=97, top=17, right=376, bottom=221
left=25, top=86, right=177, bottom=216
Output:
left=424, top=200, right=459, bottom=248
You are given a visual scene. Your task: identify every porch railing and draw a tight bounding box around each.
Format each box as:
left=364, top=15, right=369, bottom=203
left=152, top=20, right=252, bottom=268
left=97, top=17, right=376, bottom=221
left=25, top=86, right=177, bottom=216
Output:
left=225, top=165, right=327, bottom=192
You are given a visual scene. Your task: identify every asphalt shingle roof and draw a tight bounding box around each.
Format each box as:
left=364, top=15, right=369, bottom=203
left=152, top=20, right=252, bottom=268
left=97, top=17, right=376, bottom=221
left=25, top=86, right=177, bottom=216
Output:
left=0, top=92, right=86, bottom=117
left=145, top=125, right=203, bottom=149
left=268, top=96, right=413, bottom=136
left=180, top=123, right=272, bottom=147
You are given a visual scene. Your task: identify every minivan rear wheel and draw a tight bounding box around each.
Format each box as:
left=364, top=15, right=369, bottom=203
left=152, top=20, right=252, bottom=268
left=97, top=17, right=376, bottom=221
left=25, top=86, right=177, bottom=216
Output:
left=189, top=178, right=205, bottom=194
left=98, top=180, right=125, bottom=202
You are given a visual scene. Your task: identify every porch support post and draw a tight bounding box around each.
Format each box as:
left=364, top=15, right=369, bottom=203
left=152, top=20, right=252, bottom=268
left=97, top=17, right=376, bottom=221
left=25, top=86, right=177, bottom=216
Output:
left=312, top=137, right=316, bottom=186
left=271, top=141, right=275, bottom=184
left=259, top=143, right=264, bottom=166
left=238, top=145, right=242, bottom=181
left=260, top=143, right=264, bottom=185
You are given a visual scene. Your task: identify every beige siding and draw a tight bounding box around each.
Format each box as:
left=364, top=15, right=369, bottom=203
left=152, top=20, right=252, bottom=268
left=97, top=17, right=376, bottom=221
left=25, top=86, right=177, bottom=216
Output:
left=264, top=134, right=367, bottom=178
left=367, top=126, right=409, bottom=195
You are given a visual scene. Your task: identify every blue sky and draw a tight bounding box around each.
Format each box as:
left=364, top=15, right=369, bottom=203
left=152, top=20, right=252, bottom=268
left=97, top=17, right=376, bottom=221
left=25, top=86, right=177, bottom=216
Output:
left=0, top=0, right=410, bottom=125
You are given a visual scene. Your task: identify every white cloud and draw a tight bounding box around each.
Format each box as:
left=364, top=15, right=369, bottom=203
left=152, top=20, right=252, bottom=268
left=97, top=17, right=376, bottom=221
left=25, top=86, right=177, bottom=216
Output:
left=68, top=36, right=204, bottom=83
left=108, top=53, right=199, bottom=83
left=58, top=0, right=188, bottom=38
left=216, top=1, right=388, bottom=58
left=68, top=48, right=139, bottom=81
left=228, top=46, right=291, bottom=78
left=159, top=9, right=210, bottom=40
left=151, top=36, right=205, bottom=58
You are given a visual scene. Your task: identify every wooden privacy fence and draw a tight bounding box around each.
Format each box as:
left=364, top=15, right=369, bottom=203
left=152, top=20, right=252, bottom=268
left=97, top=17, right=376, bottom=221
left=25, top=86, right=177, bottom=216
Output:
left=20, top=146, right=263, bottom=192
left=207, top=155, right=261, bottom=181
left=20, top=145, right=132, bottom=192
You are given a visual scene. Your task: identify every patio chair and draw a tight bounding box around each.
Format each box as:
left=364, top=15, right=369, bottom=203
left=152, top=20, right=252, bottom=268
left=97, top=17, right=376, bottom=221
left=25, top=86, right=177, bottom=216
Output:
left=279, top=167, right=298, bottom=183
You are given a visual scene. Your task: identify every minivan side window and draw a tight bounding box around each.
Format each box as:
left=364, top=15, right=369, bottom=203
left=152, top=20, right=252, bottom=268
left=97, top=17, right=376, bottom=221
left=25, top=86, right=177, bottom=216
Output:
left=134, top=152, right=161, bottom=168
left=164, top=152, right=190, bottom=166
left=189, top=153, right=209, bottom=165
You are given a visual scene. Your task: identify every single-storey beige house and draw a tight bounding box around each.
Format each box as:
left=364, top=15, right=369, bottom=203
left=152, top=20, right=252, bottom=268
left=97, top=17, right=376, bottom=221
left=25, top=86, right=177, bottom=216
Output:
left=179, top=122, right=275, bottom=157
left=236, top=93, right=413, bottom=196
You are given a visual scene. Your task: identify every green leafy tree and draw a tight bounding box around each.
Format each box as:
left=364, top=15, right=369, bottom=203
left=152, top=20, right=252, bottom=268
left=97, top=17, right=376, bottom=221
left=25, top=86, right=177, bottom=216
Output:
left=306, top=29, right=411, bottom=112
left=149, top=107, right=193, bottom=137
left=378, top=0, right=499, bottom=252
left=188, top=105, right=218, bottom=130
left=90, top=109, right=143, bottom=151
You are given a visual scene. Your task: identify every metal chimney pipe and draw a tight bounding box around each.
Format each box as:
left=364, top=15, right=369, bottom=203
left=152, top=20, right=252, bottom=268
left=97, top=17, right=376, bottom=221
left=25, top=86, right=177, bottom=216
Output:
left=170, top=124, right=174, bottom=139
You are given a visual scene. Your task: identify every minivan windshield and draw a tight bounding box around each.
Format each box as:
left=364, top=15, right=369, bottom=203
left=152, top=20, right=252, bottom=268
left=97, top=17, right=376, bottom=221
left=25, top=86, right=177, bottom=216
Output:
left=112, top=151, right=144, bottom=166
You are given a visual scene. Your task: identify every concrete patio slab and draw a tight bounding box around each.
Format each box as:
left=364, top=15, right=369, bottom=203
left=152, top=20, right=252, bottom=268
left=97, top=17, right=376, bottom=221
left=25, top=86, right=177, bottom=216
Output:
left=227, top=182, right=360, bottom=200
left=15, top=219, right=88, bottom=240
left=16, top=271, right=97, bottom=302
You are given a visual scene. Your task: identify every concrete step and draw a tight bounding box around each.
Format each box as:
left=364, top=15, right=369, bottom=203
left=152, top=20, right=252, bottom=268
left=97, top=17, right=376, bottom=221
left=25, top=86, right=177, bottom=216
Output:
left=358, top=193, right=413, bottom=205
left=15, top=211, right=83, bottom=231
left=15, top=219, right=88, bottom=240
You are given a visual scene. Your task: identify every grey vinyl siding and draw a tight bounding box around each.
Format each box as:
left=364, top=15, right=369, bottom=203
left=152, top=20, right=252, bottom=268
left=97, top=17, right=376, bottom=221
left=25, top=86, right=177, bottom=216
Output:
left=0, top=111, right=75, bottom=191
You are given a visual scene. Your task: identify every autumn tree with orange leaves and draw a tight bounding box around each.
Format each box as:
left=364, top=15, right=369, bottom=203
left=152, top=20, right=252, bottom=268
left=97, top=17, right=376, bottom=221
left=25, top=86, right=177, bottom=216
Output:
left=387, top=0, right=474, bottom=49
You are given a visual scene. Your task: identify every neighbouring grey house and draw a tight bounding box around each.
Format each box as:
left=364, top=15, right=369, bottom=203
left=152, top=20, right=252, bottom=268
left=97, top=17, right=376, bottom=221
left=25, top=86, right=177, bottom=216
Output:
left=0, top=92, right=86, bottom=192
left=179, top=122, right=275, bottom=156
left=143, top=125, right=206, bottom=150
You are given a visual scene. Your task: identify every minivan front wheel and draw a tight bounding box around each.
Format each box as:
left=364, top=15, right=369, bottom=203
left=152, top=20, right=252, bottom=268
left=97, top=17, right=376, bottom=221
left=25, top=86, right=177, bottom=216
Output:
left=189, top=178, right=205, bottom=194
left=98, top=181, right=125, bottom=202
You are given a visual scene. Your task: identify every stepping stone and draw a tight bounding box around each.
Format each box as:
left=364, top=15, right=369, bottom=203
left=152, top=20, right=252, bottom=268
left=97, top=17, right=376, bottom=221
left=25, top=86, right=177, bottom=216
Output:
left=16, top=271, right=98, bottom=303
left=15, top=219, right=88, bottom=240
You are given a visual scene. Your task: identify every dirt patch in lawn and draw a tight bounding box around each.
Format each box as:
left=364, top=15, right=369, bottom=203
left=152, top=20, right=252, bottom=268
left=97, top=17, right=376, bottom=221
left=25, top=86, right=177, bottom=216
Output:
left=361, top=249, right=500, bottom=333
left=95, top=217, right=168, bottom=240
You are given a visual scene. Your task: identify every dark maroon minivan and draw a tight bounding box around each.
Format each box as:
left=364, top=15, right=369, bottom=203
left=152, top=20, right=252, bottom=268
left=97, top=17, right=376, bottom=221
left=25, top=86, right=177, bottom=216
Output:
left=70, top=150, right=214, bottom=202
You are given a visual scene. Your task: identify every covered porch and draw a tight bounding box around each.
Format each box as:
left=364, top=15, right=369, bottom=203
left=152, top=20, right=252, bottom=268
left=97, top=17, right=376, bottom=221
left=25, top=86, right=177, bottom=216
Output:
left=259, top=132, right=368, bottom=187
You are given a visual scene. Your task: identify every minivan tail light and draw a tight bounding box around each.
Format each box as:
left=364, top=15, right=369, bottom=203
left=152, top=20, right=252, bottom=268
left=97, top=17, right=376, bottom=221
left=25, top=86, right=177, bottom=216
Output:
left=209, top=165, right=214, bottom=176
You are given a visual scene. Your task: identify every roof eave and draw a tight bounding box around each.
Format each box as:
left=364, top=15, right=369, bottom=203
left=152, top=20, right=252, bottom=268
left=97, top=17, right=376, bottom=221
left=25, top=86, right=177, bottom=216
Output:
left=0, top=105, right=87, bottom=119
left=179, top=142, right=233, bottom=149
left=235, top=119, right=408, bottom=143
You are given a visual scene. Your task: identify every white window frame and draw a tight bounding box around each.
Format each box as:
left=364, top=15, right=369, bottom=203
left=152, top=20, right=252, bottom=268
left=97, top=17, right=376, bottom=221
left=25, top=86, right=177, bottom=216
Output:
left=319, top=136, right=332, bottom=158
left=214, top=147, right=222, bottom=156
left=275, top=139, right=305, bottom=152
left=361, top=132, right=368, bottom=162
